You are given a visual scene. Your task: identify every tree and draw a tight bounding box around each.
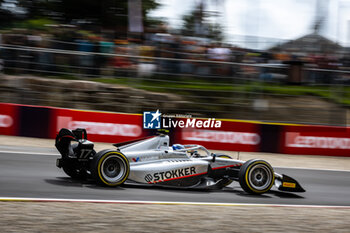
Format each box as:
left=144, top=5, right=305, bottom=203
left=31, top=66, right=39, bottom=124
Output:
left=0, top=0, right=18, bottom=27
left=15, top=0, right=160, bottom=29
left=181, top=2, right=224, bottom=42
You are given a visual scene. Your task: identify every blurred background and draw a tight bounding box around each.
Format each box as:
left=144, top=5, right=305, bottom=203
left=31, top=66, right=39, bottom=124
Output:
left=0, top=0, right=349, bottom=125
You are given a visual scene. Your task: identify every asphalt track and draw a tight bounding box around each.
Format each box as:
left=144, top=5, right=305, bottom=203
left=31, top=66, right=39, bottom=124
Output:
left=0, top=146, right=350, bottom=206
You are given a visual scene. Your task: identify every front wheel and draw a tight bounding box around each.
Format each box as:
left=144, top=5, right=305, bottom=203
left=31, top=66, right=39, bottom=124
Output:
left=91, top=150, right=130, bottom=186
left=239, top=159, right=274, bottom=194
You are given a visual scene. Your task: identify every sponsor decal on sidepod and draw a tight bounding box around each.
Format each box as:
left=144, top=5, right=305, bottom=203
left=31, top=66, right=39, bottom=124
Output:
left=144, top=167, right=196, bottom=183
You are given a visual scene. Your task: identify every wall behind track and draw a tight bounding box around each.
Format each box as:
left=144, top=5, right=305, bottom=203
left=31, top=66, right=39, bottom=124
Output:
left=0, top=102, right=349, bottom=157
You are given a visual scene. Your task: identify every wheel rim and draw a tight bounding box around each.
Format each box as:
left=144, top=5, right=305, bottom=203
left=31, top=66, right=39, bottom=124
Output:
left=101, top=155, right=127, bottom=183
left=248, top=164, right=273, bottom=191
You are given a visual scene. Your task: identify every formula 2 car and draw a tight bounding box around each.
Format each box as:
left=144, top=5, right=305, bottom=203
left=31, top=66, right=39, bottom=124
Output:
left=55, top=128, right=305, bottom=194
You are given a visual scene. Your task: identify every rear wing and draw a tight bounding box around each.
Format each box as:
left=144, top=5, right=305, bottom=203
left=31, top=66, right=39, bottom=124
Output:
left=56, top=128, right=87, bottom=144
left=55, top=128, right=89, bottom=157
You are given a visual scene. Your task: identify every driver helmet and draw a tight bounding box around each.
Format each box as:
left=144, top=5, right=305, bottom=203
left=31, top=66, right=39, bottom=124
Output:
left=172, top=144, right=185, bottom=150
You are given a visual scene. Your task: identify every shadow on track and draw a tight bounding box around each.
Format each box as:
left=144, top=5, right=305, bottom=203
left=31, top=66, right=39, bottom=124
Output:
left=269, top=190, right=304, bottom=199
left=45, top=177, right=94, bottom=187
left=45, top=177, right=127, bottom=190
left=45, top=177, right=304, bottom=199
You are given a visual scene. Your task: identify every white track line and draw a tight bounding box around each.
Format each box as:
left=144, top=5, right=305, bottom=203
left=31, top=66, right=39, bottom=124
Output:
left=0, top=197, right=350, bottom=208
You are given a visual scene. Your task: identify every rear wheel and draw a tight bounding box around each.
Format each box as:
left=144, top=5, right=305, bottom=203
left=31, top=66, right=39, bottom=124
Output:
left=91, top=150, right=130, bottom=186
left=239, top=159, right=274, bottom=194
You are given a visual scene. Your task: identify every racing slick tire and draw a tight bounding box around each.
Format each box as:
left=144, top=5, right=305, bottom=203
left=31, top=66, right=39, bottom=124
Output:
left=217, top=154, right=234, bottom=187
left=239, top=159, right=275, bottom=194
left=91, top=150, right=130, bottom=187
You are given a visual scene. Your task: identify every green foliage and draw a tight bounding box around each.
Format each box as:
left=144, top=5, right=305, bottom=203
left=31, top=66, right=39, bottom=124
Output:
left=181, top=3, right=224, bottom=42
left=0, top=9, right=14, bottom=27
left=15, top=0, right=160, bottom=28
left=14, top=18, right=56, bottom=31
left=207, top=23, right=224, bottom=42
left=90, top=77, right=350, bottom=107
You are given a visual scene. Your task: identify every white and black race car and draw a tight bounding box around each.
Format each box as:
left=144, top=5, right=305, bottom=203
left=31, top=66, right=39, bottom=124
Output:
left=55, top=128, right=305, bottom=194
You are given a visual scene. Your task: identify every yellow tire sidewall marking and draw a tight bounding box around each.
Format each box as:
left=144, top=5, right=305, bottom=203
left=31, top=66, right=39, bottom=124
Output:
left=97, top=152, right=130, bottom=186
left=245, top=161, right=275, bottom=194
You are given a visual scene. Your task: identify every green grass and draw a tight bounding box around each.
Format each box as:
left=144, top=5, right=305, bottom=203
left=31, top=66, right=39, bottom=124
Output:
left=260, top=84, right=350, bottom=106
left=52, top=76, right=350, bottom=107
left=92, top=77, right=249, bottom=92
